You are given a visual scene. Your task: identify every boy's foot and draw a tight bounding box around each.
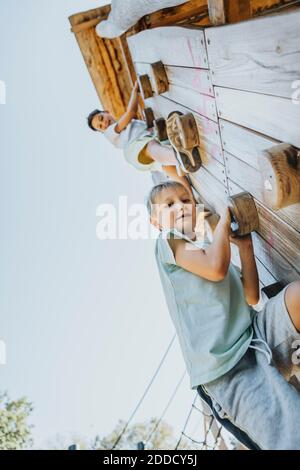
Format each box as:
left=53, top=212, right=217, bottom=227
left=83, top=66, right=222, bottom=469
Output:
left=166, top=111, right=202, bottom=173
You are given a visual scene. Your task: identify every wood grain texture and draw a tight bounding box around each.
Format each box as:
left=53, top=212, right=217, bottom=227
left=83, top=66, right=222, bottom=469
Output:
left=219, top=119, right=279, bottom=170
left=144, top=0, right=210, bottom=28
left=134, top=61, right=214, bottom=96
left=134, top=64, right=217, bottom=122
left=206, top=9, right=300, bottom=98
left=208, top=0, right=227, bottom=24
left=226, top=151, right=300, bottom=231
left=227, top=173, right=300, bottom=270
left=127, top=26, right=209, bottom=69
left=69, top=7, right=132, bottom=118
left=215, top=87, right=300, bottom=148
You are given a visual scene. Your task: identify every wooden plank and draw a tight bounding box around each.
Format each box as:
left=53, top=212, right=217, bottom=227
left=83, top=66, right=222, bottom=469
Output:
left=127, top=27, right=209, bottom=69
left=190, top=168, right=287, bottom=288
left=252, top=231, right=300, bottom=281
left=144, top=0, right=210, bottom=28
left=165, top=66, right=213, bottom=97
left=255, top=257, right=277, bottom=285
left=69, top=7, right=132, bottom=119
left=134, top=62, right=214, bottom=97
left=145, top=95, right=224, bottom=163
left=230, top=242, right=275, bottom=289
left=225, top=0, right=251, bottom=22
left=219, top=121, right=300, bottom=232
left=219, top=119, right=279, bottom=170
left=225, top=150, right=300, bottom=232
left=190, top=167, right=229, bottom=214
left=134, top=63, right=217, bottom=121
left=227, top=173, right=300, bottom=272
left=251, top=0, right=300, bottom=16
left=215, top=87, right=300, bottom=148
left=206, top=9, right=300, bottom=98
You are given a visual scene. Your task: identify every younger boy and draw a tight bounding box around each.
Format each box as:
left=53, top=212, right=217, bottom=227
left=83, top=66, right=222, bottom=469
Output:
left=87, top=82, right=196, bottom=198
left=148, top=180, right=300, bottom=450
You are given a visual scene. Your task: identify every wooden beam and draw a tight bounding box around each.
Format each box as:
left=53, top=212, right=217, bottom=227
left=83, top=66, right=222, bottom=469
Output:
left=208, top=0, right=227, bottom=25
left=205, top=9, right=300, bottom=99
left=70, top=17, right=101, bottom=34
left=225, top=0, right=251, bottom=22
left=144, top=0, right=210, bottom=28
left=69, top=6, right=133, bottom=119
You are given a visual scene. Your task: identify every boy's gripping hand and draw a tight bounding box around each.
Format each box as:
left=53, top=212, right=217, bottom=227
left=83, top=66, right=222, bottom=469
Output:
left=229, top=232, right=253, bottom=250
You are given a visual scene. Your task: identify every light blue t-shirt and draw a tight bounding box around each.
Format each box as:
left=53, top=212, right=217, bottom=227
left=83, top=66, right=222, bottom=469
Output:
left=155, top=227, right=254, bottom=389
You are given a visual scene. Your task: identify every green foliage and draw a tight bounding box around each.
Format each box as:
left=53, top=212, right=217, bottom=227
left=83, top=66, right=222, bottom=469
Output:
left=0, top=391, right=33, bottom=450
left=94, top=417, right=194, bottom=450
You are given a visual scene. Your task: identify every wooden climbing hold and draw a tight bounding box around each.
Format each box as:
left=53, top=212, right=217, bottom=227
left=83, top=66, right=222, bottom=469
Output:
left=137, top=74, right=153, bottom=99
left=143, top=107, right=155, bottom=129
left=226, top=192, right=259, bottom=236
left=258, top=143, right=300, bottom=210
left=174, top=112, right=200, bottom=149
left=154, top=117, right=168, bottom=141
left=150, top=61, right=169, bottom=94
left=166, top=111, right=202, bottom=173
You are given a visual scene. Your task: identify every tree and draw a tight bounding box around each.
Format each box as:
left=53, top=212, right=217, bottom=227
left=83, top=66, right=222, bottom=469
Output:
left=0, top=391, right=33, bottom=449
left=94, top=417, right=195, bottom=450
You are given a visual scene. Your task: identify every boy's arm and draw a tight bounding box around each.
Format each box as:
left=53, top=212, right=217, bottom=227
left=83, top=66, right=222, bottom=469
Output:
left=170, top=208, right=232, bottom=282
left=115, top=81, right=140, bottom=134
left=235, top=236, right=260, bottom=306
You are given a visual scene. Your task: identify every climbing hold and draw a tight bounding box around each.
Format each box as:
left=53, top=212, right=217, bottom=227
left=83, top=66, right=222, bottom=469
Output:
left=166, top=111, right=202, bottom=173
left=258, top=143, right=300, bottom=210
left=137, top=74, right=153, bottom=99
left=154, top=117, right=168, bottom=141
left=174, top=112, right=200, bottom=150
left=143, top=107, right=155, bottom=129
left=226, top=192, right=259, bottom=236
left=150, top=61, right=169, bottom=95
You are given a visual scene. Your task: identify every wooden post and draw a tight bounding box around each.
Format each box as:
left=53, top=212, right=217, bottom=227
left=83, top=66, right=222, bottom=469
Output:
left=208, top=0, right=227, bottom=25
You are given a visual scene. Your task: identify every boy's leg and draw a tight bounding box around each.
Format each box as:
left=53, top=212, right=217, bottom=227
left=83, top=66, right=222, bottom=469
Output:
left=253, top=282, right=300, bottom=384
left=284, top=280, right=300, bottom=332
left=202, top=346, right=300, bottom=450
left=144, top=140, right=178, bottom=166
left=200, top=285, right=300, bottom=450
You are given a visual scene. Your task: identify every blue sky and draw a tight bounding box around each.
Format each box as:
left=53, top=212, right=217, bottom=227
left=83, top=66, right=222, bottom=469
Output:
left=0, top=0, right=198, bottom=449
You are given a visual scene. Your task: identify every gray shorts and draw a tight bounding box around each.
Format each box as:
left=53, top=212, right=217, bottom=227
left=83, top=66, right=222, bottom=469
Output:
left=202, top=284, right=300, bottom=450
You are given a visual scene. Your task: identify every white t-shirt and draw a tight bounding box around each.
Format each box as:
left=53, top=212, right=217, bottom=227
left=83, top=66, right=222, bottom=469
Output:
left=103, top=118, right=164, bottom=172
left=103, top=119, right=150, bottom=149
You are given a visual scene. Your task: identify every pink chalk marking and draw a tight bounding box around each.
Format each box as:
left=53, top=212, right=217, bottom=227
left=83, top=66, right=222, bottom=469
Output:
left=186, top=38, right=196, bottom=67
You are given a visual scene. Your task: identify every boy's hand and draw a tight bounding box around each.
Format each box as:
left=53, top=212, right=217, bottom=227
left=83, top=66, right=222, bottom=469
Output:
left=229, top=232, right=253, bottom=250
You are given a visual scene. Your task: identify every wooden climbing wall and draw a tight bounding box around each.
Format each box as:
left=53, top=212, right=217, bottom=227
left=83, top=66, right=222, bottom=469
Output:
left=127, top=9, right=300, bottom=290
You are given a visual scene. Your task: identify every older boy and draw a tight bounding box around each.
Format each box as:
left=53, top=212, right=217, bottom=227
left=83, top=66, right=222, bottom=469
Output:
left=148, top=180, right=300, bottom=450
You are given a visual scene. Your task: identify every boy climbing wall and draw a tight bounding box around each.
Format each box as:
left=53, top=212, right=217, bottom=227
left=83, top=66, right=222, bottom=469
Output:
left=87, top=81, right=201, bottom=199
